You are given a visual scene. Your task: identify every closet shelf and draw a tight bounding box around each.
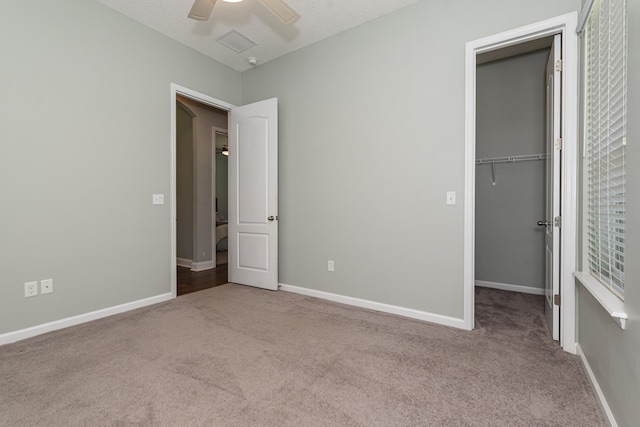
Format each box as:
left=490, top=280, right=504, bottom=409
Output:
left=476, top=153, right=548, bottom=186
left=476, top=153, right=548, bottom=165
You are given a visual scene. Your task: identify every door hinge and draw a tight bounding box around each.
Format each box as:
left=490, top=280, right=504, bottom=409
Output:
left=554, top=216, right=562, bottom=228
left=555, top=59, right=563, bottom=72
left=554, top=294, right=561, bottom=306
left=554, top=138, right=562, bottom=151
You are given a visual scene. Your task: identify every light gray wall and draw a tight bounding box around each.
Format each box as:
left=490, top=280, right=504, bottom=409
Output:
left=475, top=50, right=549, bottom=289
left=241, top=0, right=578, bottom=317
left=0, top=0, right=240, bottom=334
left=577, top=1, right=640, bottom=426
left=176, top=102, right=194, bottom=261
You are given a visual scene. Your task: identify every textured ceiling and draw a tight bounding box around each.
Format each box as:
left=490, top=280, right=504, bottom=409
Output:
left=95, top=0, right=420, bottom=72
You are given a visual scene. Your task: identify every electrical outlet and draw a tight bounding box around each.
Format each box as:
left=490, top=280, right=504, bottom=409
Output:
left=41, top=279, right=53, bottom=295
left=25, top=281, right=38, bottom=298
left=328, top=260, right=335, bottom=272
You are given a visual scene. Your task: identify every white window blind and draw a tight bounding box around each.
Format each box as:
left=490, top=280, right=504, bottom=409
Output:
left=585, top=0, right=627, bottom=296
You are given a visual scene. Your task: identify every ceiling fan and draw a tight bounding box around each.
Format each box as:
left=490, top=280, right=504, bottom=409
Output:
left=188, top=0, right=300, bottom=25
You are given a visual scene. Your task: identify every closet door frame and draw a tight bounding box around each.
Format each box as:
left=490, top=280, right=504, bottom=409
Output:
left=463, top=13, right=579, bottom=354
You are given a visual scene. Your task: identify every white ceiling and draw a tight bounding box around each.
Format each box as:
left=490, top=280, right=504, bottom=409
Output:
left=95, top=0, right=420, bottom=72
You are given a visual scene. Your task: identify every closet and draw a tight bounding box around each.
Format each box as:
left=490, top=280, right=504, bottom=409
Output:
left=474, top=47, right=551, bottom=295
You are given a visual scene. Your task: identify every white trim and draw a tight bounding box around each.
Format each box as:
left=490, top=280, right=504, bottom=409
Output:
left=170, top=83, right=236, bottom=298
left=475, top=280, right=545, bottom=296
left=464, top=12, right=579, bottom=353
left=0, top=293, right=173, bottom=346
left=576, top=343, right=619, bottom=427
left=176, top=257, right=192, bottom=268
left=279, top=283, right=466, bottom=330
left=577, top=0, right=596, bottom=34
left=575, top=272, right=627, bottom=329
left=191, top=260, right=215, bottom=272
left=464, top=38, right=476, bottom=332
left=177, top=258, right=216, bottom=271
left=559, top=14, right=579, bottom=354
left=171, top=84, right=236, bottom=111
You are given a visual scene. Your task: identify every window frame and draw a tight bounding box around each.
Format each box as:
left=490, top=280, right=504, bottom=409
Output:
left=582, top=0, right=627, bottom=300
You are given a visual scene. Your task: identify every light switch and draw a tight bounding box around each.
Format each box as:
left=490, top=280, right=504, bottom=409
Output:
left=152, top=194, right=165, bottom=205
left=446, top=191, right=456, bottom=205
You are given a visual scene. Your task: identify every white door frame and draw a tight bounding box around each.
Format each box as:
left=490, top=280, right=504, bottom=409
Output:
left=464, top=13, right=578, bottom=353
left=170, top=83, right=236, bottom=297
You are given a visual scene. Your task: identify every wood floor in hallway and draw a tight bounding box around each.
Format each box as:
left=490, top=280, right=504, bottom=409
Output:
left=177, top=264, right=228, bottom=296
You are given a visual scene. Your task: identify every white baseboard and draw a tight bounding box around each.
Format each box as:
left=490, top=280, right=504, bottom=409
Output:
left=576, top=343, right=618, bottom=427
left=176, top=258, right=215, bottom=271
left=176, top=257, right=192, bottom=268
left=191, top=260, right=214, bottom=272
left=475, top=280, right=545, bottom=295
left=279, top=283, right=466, bottom=330
left=0, top=293, right=174, bottom=347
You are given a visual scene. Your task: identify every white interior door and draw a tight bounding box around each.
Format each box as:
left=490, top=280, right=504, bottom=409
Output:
left=228, top=98, right=278, bottom=290
left=543, top=35, right=561, bottom=340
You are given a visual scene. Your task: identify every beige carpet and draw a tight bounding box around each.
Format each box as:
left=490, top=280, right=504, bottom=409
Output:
left=0, top=285, right=606, bottom=426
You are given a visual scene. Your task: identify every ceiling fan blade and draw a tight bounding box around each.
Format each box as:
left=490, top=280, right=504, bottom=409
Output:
left=188, top=0, right=216, bottom=21
left=258, top=0, right=300, bottom=24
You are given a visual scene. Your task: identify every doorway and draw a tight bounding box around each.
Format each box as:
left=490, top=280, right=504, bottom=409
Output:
left=173, top=92, right=232, bottom=296
left=464, top=13, right=579, bottom=353
left=170, top=85, right=280, bottom=296
left=474, top=44, right=552, bottom=337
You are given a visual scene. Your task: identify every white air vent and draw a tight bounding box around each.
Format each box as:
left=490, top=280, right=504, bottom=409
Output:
left=217, top=30, right=257, bottom=53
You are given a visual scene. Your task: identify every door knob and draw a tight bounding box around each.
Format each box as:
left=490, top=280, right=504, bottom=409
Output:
left=537, top=220, right=551, bottom=227
left=268, top=216, right=275, bottom=222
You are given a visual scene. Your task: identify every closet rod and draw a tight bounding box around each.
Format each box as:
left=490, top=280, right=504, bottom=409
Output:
left=475, top=153, right=547, bottom=165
